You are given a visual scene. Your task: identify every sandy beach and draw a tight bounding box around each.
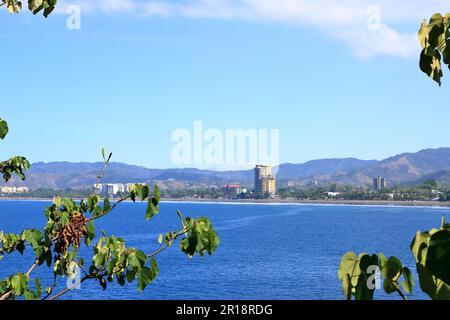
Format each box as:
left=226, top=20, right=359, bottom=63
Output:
left=161, top=198, right=450, bottom=208
left=1, top=197, right=449, bottom=208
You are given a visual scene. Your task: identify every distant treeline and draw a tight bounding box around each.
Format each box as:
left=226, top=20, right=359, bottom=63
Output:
left=0, top=188, right=93, bottom=199
left=1, top=179, right=450, bottom=202
left=278, top=180, right=450, bottom=202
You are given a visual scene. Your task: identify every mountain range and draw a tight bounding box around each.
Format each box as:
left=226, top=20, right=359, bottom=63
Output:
left=2, top=148, right=450, bottom=190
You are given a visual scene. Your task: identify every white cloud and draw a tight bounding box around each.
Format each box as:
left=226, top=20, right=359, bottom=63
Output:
left=335, top=25, right=420, bottom=59
left=56, top=0, right=448, bottom=59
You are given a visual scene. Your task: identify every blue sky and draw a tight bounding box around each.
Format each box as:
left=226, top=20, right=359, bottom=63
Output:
left=0, top=0, right=449, bottom=169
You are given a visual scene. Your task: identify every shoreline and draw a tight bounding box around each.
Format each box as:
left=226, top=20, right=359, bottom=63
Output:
left=1, top=197, right=450, bottom=208
left=163, top=198, right=450, bottom=208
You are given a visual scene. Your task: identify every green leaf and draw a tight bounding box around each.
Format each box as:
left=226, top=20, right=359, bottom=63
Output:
left=443, top=40, right=450, bottom=66
left=28, top=0, right=44, bottom=12
left=28, top=0, right=57, bottom=17
left=382, top=257, right=403, bottom=294
left=103, top=197, right=111, bottom=213
left=401, top=267, right=415, bottom=295
left=416, top=263, right=450, bottom=300
left=0, top=119, right=9, bottom=140
left=126, top=270, right=136, bottom=283
left=150, top=257, right=159, bottom=279
left=7, top=0, right=22, bottom=13
left=411, top=231, right=430, bottom=264
left=88, top=195, right=100, bottom=213
left=137, top=267, right=155, bottom=292
left=127, top=251, right=145, bottom=270
left=101, top=148, right=112, bottom=164
left=176, top=210, right=184, bottom=226
left=342, top=274, right=352, bottom=300
left=360, top=254, right=379, bottom=273
left=60, top=211, right=70, bottom=226
left=117, top=273, right=126, bottom=286
left=378, top=253, right=387, bottom=269
left=338, top=252, right=361, bottom=286
left=418, top=13, right=450, bottom=85
left=420, top=48, right=443, bottom=86
left=426, top=230, right=450, bottom=285
left=24, top=229, right=42, bottom=249
left=355, top=273, right=375, bottom=301
left=10, top=273, right=29, bottom=296
left=429, top=13, right=444, bottom=26
left=85, top=221, right=95, bottom=246
left=93, top=252, right=105, bottom=267
left=53, top=196, right=61, bottom=208
left=428, top=24, right=445, bottom=48
left=154, top=184, right=161, bottom=202
left=24, top=290, right=38, bottom=300
left=146, top=199, right=158, bottom=220
left=35, top=278, right=42, bottom=298
left=418, top=20, right=429, bottom=49
left=43, top=3, right=55, bottom=17
left=0, top=156, right=30, bottom=182
left=135, top=184, right=149, bottom=201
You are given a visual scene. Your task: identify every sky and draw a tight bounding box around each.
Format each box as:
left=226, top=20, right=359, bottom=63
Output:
left=0, top=0, right=449, bottom=170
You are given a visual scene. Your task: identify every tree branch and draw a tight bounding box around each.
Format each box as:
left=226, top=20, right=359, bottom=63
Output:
left=0, top=259, right=39, bottom=300
left=147, top=229, right=187, bottom=259
left=92, top=157, right=111, bottom=197
left=395, top=287, right=408, bottom=301
left=46, top=228, right=188, bottom=301
left=86, top=195, right=131, bottom=223
left=41, top=274, right=57, bottom=300
left=1, top=154, right=166, bottom=301
left=47, top=276, right=91, bottom=301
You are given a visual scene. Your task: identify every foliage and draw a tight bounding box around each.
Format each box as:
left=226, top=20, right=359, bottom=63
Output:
left=0, top=118, right=30, bottom=182
left=276, top=183, right=450, bottom=203
left=0, top=119, right=220, bottom=300
left=419, top=13, right=450, bottom=86
left=339, top=217, right=450, bottom=300
left=338, top=252, right=413, bottom=300
left=0, top=188, right=95, bottom=199
left=340, top=14, right=450, bottom=297
left=410, top=217, right=450, bottom=299
left=0, top=0, right=57, bottom=17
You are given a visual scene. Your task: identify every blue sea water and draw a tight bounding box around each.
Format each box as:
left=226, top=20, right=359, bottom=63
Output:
left=1, top=200, right=449, bottom=300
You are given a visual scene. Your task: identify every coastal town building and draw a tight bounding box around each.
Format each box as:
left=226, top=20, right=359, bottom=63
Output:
left=306, top=180, right=319, bottom=188
left=0, top=186, right=29, bottom=194
left=223, top=184, right=242, bottom=198
left=254, top=165, right=276, bottom=197
left=373, top=176, right=388, bottom=191
left=94, top=183, right=147, bottom=196
left=326, top=192, right=341, bottom=197
left=358, top=185, right=369, bottom=193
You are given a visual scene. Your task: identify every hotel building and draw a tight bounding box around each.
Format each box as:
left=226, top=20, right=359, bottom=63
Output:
left=254, top=165, right=276, bottom=197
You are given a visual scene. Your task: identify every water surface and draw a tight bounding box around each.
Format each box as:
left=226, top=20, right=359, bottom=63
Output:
left=1, top=200, right=448, bottom=300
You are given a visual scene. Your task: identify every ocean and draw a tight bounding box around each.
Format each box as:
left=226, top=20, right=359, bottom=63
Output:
left=1, top=200, right=449, bottom=300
